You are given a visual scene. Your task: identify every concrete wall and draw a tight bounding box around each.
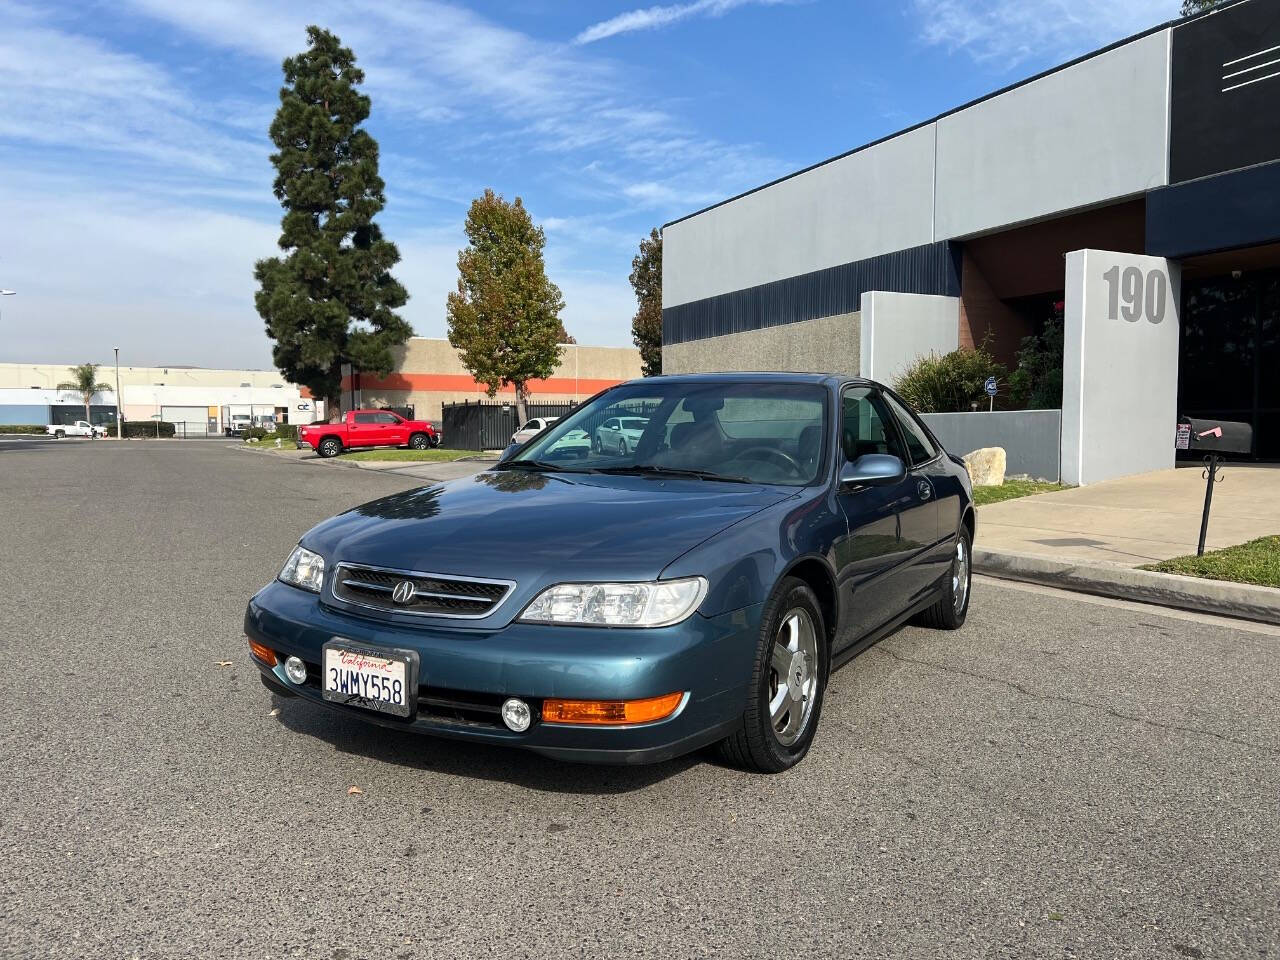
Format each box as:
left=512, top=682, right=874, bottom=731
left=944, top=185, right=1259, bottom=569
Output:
left=0, top=362, right=295, bottom=390
left=663, top=124, right=936, bottom=308
left=350, top=338, right=642, bottom=421
left=661, top=311, right=860, bottom=376
left=858, top=293, right=960, bottom=386
left=1062, top=249, right=1181, bottom=485
left=920, top=410, right=1062, bottom=482
left=933, top=31, right=1170, bottom=240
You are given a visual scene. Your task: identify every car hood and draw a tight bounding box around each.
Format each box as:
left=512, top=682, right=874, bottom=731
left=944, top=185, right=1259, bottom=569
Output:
left=303, top=469, right=792, bottom=623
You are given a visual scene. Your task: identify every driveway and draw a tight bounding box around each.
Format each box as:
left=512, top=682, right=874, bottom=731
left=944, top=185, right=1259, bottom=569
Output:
left=1, top=441, right=1277, bottom=959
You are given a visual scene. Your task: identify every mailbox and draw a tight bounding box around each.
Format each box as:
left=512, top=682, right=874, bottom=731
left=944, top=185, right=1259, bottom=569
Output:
left=1176, top=417, right=1253, bottom=456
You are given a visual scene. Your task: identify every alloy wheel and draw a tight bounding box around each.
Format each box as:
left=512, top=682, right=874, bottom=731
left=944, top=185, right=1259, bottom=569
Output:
left=767, top=607, right=819, bottom=746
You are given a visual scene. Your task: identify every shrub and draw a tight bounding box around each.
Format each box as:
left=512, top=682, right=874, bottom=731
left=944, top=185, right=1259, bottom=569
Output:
left=121, top=421, right=175, bottom=438
left=1008, top=315, right=1064, bottom=410
left=0, top=424, right=46, bottom=434
left=892, top=345, right=1007, bottom=413
left=273, top=423, right=298, bottom=440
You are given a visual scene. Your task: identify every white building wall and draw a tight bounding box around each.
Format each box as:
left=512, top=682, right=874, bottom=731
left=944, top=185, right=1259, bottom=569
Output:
left=1061, top=249, right=1181, bottom=485
left=663, top=124, right=937, bottom=308
left=933, top=30, right=1170, bottom=240
left=858, top=292, right=961, bottom=386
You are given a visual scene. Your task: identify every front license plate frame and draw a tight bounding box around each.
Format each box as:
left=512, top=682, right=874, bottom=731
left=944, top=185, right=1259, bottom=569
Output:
left=321, top=640, right=419, bottom=719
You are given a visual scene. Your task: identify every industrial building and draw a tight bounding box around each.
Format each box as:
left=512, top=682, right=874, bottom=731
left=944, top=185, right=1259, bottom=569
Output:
left=342, top=337, right=642, bottom=422
left=0, top=363, right=321, bottom=435
left=662, top=0, right=1280, bottom=481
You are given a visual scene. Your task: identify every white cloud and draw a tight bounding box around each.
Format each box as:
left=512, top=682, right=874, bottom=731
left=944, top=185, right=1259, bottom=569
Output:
left=911, top=0, right=1178, bottom=66
left=574, top=0, right=791, bottom=45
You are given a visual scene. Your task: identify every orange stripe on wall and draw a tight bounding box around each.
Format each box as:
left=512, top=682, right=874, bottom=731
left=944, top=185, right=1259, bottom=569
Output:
left=341, top=372, right=627, bottom=395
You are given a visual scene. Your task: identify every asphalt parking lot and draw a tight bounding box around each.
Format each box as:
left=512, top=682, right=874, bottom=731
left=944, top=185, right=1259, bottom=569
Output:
left=1, top=441, right=1277, bottom=959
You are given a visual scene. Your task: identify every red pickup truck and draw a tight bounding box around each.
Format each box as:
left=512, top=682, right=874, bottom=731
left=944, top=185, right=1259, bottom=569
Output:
left=300, top=410, right=440, bottom=458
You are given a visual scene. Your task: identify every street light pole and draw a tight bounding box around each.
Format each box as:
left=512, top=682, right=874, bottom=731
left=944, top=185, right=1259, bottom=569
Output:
left=113, top=347, right=122, bottom=439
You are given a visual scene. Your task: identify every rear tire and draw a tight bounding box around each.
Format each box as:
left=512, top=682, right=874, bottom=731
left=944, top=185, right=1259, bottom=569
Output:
left=717, top=577, right=828, bottom=774
left=409, top=432, right=429, bottom=450
left=917, top=525, right=972, bottom=629
left=318, top=437, right=342, bottom=458
left=54, top=430, right=65, bottom=439
left=618, top=438, right=627, bottom=455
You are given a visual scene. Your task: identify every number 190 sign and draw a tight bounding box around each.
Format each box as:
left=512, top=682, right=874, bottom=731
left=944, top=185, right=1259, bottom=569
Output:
left=1102, top=264, right=1167, bottom=324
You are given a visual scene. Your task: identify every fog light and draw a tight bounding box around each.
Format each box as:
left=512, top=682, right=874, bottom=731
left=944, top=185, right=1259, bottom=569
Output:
left=501, top=697, right=532, bottom=732
left=284, top=656, right=307, bottom=685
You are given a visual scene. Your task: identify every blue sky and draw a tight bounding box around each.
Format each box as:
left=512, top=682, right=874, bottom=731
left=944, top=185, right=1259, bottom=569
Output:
left=0, top=0, right=1179, bottom=369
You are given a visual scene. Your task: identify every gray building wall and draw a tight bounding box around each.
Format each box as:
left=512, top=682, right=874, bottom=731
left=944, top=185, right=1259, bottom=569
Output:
left=662, top=311, right=860, bottom=376
left=920, top=410, right=1063, bottom=482
left=933, top=30, right=1170, bottom=240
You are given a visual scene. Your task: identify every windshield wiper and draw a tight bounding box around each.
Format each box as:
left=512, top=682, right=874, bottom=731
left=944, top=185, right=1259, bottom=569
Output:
left=497, top=459, right=568, bottom=472
left=593, top=464, right=754, bottom=484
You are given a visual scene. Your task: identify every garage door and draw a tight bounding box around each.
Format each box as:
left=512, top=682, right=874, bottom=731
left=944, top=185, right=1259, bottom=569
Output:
left=161, top=406, right=210, bottom=438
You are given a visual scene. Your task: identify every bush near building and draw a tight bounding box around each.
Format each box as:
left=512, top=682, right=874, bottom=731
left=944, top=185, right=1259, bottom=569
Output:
left=120, top=421, right=175, bottom=438
left=0, top=424, right=45, bottom=434
left=893, top=346, right=1007, bottom=413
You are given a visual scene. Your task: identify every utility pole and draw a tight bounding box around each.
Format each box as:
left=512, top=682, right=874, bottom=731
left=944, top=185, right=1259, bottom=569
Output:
left=113, top=347, right=123, bottom=439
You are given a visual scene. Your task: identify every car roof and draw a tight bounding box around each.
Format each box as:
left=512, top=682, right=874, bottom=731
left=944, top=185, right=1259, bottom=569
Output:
left=620, top=371, right=876, bottom=389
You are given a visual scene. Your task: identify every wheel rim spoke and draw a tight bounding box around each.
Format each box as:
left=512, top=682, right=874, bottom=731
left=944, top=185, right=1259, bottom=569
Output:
left=767, top=606, right=819, bottom=747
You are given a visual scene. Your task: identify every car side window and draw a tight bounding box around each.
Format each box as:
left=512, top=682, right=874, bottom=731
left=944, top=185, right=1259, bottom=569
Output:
left=354, top=413, right=378, bottom=424
left=841, top=387, right=906, bottom=464
left=375, top=412, right=400, bottom=424
left=604, top=418, right=618, bottom=430
left=882, top=393, right=938, bottom=466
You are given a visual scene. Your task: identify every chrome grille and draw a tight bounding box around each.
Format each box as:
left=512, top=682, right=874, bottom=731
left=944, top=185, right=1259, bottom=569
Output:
left=331, top=563, right=513, bottom=619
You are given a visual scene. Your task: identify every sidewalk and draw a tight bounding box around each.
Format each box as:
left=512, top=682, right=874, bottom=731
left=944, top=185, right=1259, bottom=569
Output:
left=974, top=464, right=1280, bottom=623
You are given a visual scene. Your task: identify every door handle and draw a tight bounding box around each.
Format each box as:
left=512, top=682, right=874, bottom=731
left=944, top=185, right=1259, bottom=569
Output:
left=917, top=480, right=932, bottom=501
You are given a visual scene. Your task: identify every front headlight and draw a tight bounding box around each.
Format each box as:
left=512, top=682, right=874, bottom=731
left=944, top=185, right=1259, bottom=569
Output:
left=279, top=545, right=325, bottom=593
left=518, top=577, right=708, bottom=627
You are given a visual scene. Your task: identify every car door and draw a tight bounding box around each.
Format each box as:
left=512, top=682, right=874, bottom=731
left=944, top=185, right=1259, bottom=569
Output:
left=831, top=386, right=920, bottom=646
left=880, top=391, right=946, bottom=603
left=349, top=412, right=380, bottom=447
left=377, top=412, right=407, bottom=446
left=598, top=417, right=619, bottom=450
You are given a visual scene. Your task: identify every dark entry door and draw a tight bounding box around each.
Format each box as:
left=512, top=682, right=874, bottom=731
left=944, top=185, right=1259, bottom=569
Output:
left=1179, top=271, right=1280, bottom=460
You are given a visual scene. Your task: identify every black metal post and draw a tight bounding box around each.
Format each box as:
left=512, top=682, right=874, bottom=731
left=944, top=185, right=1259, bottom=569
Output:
left=1197, top=454, right=1218, bottom=557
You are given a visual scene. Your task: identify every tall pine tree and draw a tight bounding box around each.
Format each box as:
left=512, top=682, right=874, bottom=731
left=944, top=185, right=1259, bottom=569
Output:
left=255, top=26, right=410, bottom=411
left=629, top=228, right=662, bottom=377
left=446, top=189, right=565, bottom=424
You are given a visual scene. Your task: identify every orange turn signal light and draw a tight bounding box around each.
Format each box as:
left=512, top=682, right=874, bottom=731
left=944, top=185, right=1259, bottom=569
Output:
left=541, top=691, right=684, bottom=726
left=248, top=639, right=277, bottom=666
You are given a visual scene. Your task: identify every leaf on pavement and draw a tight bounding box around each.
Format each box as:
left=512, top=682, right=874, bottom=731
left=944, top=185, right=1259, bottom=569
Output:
left=214, top=661, right=233, bottom=667
left=269, top=707, right=281, bottom=717
left=347, top=785, right=363, bottom=795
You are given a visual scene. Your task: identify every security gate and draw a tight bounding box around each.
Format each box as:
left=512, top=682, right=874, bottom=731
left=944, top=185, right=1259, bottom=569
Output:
left=161, top=406, right=211, bottom=438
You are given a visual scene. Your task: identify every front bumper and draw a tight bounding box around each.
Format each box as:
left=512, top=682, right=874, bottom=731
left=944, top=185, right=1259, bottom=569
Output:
left=244, top=579, right=762, bottom=764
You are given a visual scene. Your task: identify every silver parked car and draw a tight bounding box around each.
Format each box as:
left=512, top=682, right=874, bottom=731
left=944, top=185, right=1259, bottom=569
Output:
left=592, top=415, right=648, bottom=454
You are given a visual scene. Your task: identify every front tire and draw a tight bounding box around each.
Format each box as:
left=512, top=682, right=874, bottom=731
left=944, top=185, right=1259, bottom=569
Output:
left=917, top=524, right=972, bottom=629
left=409, top=432, right=429, bottom=450
left=617, top=438, right=628, bottom=455
left=717, top=577, right=828, bottom=773
left=53, top=430, right=65, bottom=439
left=317, top=437, right=342, bottom=459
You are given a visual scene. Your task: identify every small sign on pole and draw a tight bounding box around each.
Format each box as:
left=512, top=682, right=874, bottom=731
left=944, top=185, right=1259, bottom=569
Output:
left=984, top=377, right=998, bottom=412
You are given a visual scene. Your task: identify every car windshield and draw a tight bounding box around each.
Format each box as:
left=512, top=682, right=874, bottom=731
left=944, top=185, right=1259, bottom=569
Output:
left=509, top=380, right=828, bottom=486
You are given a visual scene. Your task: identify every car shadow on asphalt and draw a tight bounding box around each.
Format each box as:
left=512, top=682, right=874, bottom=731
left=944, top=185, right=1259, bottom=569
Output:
left=268, top=692, right=704, bottom=793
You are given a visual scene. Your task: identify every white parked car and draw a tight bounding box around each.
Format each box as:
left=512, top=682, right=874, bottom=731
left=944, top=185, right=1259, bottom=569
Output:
left=593, top=415, right=648, bottom=454
left=47, top=421, right=104, bottom=439
left=510, top=416, right=558, bottom=446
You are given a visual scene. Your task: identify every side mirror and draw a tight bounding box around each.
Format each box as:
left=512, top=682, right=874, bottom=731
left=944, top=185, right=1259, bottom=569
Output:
left=839, top=454, right=905, bottom=490
left=498, top=442, right=521, bottom=463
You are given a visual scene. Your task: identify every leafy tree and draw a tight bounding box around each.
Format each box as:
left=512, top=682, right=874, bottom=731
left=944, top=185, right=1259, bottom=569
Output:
left=57, top=363, right=112, bottom=425
left=892, top=345, right=1006, bottom=413
left=446, top=189, right=566, bottom=424
left=629, top=228, right=663, bottom=377
left=554, top=319, right=577, bottom=345
left=1180, top=0, right=1221, bottom=14
left=254, top=26, right=411, bottom=411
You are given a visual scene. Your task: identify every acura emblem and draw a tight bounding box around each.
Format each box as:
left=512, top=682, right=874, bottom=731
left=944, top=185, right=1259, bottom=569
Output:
left=391, top=580, right=417, bottom=605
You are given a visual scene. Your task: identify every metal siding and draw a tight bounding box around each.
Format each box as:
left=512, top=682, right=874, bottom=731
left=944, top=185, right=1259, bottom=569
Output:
left=1146, top=160, right=1280, bottom=259
left=662, top=242, right=961, bottom=346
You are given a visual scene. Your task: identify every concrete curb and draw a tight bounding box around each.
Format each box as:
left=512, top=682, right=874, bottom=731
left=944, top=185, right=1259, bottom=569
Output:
left=974, top=547, right=1280, bottom=626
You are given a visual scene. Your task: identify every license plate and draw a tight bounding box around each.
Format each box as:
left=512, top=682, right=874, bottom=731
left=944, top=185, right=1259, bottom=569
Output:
left=322, top=641, right=417, bottom=718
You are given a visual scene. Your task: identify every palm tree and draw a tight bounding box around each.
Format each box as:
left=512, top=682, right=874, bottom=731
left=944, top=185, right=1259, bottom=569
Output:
left=57, top=363, right=113, bottom=427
